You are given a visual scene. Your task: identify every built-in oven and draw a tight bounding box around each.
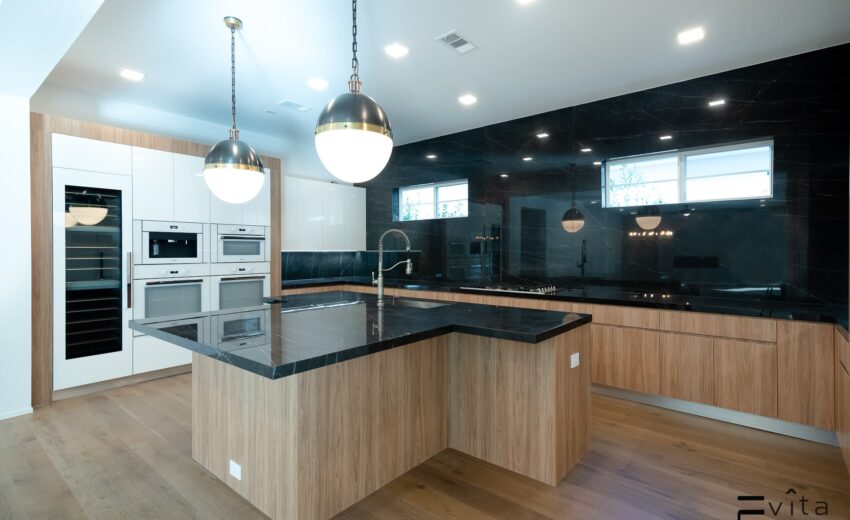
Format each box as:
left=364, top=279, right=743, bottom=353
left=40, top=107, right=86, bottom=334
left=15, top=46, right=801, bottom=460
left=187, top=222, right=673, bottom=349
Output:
left=212, top=309, right=270, bottom=352
left=137, top=221, right=205, bottom=264
left=212, top=272, right=270, bottom=310
left=213, top=224, right=268, bottom=263
left=132, top=264, right=211, bottom=327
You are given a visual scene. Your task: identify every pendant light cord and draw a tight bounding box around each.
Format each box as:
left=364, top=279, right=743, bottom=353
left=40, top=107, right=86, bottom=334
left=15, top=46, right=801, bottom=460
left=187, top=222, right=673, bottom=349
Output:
left=570, top=167, right=577, bottom=208
left=230, top=25, right=238, bottom=132
left=351, top=0, right=359, bottom=82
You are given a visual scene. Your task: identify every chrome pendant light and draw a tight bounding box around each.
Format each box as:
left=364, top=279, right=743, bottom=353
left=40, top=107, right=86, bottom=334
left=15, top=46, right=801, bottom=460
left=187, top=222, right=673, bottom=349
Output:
left=315, top=0, right=393, bottom=184
left=561, top=166, right=585, bottom=233
left=636, top=204, right=662, bottom=230
left=203, top=16, right=265, bottom=204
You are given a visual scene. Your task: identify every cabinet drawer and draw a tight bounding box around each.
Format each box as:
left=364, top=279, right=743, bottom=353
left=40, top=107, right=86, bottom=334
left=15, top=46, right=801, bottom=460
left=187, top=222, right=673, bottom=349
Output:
left=577, top=304, right=658, bottom=329
left=659, top=333, right=714, bottom=406
left=660, top=311, right=776, bottom=342
left=714, top=339, right=777, bottom=418
left=591, top=324, right=660, bottom=394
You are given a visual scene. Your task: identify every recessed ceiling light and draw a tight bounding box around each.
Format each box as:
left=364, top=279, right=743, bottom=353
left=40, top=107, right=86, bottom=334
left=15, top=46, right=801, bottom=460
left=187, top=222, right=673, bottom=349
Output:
left=426, top=154, right=437, bottom=159
left=659, top=135, right=673, bottom=140
left=279, top=100, right=312, bottom=112
left=536, top=132, right=549, bottom=139
left=677, top=26, right=705, bottom=45
left=593, top=161, right=602, bottom=166
left=458, top=94, right=478, bottom=106
left=708, top=99, right=725, bottom=107
left=517, top=0, right=536, bottom=5
left=591, top=201, right=598, bottom=204
left=522, top=157, right=533, bottom=162
left=500, top=173, right=509, bottom=178
left=265, top=110, right=276, bottom=115
left=120, top=69, right=145, bottom=81
left=384, top=43, right=410, bottom=59
left=307, top=78, right=329, bottom=91
left=580, top=147, right=592, bottom=153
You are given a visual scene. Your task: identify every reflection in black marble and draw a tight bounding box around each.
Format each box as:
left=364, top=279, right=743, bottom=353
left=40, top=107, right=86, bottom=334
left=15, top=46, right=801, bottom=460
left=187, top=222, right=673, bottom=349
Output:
left=355, top=43, right=849, bottom=322
left=130, top=292, right=590, bottom=379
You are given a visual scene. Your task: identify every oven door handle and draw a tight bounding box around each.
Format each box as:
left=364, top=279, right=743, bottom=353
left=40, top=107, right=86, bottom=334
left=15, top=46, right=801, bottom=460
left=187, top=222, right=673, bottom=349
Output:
left=145, top=279, right=205, bottom=286
left=220, top=276, right=267, bottom=282
left=219, top=235, right=266, bottom=241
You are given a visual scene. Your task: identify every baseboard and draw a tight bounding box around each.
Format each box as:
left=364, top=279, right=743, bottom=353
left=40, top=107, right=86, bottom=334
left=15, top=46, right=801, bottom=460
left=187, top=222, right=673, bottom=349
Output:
left=52, top=365, right=191, bottom=402
left=0, top=407, right=34, bottom=422
left=593, top=384, right=839, bottom=447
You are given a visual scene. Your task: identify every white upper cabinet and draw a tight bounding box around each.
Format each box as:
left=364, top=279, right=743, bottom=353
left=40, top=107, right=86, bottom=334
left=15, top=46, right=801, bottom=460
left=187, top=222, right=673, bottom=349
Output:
left=209, top=183, right=245, bottom=225
left=282, top=177, right=365, bottom=251
left=132, top=147, right=174, bottom=221
left=173, top=154, right=210, bottom=223
left=52, top=134, right=132, bottom=176
left=242, top=168, right=272, bottom=226
left=342, top=184, right=366, bottom=250
left=282, top=176, right=302, bottom=251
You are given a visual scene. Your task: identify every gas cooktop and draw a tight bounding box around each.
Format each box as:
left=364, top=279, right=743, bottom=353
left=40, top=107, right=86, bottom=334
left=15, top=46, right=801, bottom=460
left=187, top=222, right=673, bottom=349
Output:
left=459, top=284, right=558, bottom=295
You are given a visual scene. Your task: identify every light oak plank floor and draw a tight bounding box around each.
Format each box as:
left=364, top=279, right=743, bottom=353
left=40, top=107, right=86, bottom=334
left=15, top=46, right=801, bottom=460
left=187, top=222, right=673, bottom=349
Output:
left=1, top=373, right=848, bottom=519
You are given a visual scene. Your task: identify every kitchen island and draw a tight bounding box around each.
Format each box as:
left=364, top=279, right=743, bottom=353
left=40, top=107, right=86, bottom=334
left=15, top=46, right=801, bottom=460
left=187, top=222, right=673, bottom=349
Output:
left=131, top=291, right=592, bottom=520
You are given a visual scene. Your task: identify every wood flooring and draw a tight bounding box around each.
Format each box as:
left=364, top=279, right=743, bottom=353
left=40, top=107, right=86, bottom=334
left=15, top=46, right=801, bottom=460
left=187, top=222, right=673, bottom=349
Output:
left=1, top=373, right=848, bottom=519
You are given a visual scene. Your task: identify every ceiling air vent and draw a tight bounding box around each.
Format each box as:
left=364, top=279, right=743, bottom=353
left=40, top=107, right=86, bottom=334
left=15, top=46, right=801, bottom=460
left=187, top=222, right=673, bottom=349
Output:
left=437, top=30, right=477, bottom=54
left=279, top=101, right=312, bottom=112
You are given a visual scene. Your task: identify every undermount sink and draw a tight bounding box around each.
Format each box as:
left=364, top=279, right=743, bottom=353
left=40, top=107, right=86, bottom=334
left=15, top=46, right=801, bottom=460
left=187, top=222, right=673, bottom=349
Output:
left=388, top=299, right=452, bottom=309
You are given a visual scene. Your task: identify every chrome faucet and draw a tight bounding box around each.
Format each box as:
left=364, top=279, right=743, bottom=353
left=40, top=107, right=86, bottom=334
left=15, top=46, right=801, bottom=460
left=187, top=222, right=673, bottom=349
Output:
left=372, top=229, right=413, bottom=307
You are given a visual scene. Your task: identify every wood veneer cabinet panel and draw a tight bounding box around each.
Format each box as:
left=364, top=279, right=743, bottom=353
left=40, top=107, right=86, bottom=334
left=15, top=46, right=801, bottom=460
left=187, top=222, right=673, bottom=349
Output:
left=193, top=336, right=448, bottom=520
left=577, top=304, right=659, bottom=329
left=777, top=321, right=834, bottom=429
left=590, top=324, right=660, bottom=395
left=659, top=332, right=714, bottom=405
left=835, top=328, right=850, bottom=474
left=714, top=339, right=777, bottom=417
left=659, top=310, right=776, bottom=342
left=448, top=329, right=589, bottom=485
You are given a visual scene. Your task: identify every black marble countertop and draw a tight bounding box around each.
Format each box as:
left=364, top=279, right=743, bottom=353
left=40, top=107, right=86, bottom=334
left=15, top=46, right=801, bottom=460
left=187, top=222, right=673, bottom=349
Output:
left=280, top=277, right=845, bottom=324
left=129, top=291, right=590, bottom=380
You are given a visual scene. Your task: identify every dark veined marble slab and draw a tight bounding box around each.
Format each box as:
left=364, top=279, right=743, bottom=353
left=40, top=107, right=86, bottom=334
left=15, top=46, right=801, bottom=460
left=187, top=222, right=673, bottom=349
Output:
left=130, top=291, right=590, bottom=380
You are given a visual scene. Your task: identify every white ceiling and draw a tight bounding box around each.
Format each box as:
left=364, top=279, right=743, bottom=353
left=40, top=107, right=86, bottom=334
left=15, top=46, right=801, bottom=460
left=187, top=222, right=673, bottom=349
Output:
left=39, top=0, right=850, bottom=157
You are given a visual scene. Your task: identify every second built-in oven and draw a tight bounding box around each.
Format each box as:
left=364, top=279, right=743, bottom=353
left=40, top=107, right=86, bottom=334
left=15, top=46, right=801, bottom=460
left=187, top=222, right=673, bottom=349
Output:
left=212, top=273, right=270, bottom=311
left=214, top=224, right=267, bottom=263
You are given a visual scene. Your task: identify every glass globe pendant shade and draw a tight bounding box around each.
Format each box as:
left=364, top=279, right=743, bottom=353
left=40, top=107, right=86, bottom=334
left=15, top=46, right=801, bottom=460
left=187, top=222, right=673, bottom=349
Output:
left=68, top=205, right=108, bottom=226
left=561, top=207, right=585, bottom=233
left=315, top=92, right=393, bottom=184
left=203, top=134, right=265, bottom=204
left=635, top=205, right=662, bottom=230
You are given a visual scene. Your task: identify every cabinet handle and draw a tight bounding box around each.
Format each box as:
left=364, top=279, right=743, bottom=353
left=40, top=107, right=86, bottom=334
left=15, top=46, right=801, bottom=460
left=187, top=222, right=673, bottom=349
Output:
left=127, top=252, right=133, bottom=309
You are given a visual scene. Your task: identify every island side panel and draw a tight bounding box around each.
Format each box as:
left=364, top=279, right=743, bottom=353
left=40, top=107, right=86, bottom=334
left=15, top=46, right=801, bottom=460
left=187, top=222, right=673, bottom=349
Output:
left=447, top=328, right=590, bottom=486
left=192, top=337, right=448, bottom=520
left=556, top=325, right=591, bottom=480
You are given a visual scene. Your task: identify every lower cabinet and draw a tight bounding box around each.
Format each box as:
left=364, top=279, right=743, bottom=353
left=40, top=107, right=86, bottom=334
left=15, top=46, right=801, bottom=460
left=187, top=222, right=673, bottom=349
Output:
left=132, top=335, right=192, bottom=374
left=590, top=324, right=660, bottom=395
left=714, top=339, right=777, bottom=418
left=659, top=332, right=714, bottom=405
left=836, top=329, right=850, bottom=471
left=777, top=321, right=834, bottom=429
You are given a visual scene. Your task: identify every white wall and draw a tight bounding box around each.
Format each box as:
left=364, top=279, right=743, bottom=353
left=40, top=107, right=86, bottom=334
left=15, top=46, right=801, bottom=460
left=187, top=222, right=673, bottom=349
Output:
left=0, top=94, right=33, bottom=420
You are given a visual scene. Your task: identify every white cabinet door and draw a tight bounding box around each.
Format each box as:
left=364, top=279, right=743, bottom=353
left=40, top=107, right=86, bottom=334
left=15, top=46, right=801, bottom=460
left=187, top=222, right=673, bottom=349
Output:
left=209, top=188, right=244, bottom=225
left=243, top=168, right=271, bottom=226
left=299, top=178, right=326, bottom=250
left=323, top=183, right=346, bottom=250
left=132, top=147, right=174, bottom=221
left=282, top=176, right=301, bottom=250
left=173, top=154, right=209, bottom=223
left=343, top=185, right=367, bottom=250
left=52, top=134, right=132, bottom=176
left=133, top=335, right=192, bottom=374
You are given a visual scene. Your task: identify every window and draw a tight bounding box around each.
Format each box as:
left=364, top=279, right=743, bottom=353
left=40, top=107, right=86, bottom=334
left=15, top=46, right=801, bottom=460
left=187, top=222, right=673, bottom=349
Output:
left=398, top=181, right=468, bottom=221
left=603, top=140, right=773, bottom=208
